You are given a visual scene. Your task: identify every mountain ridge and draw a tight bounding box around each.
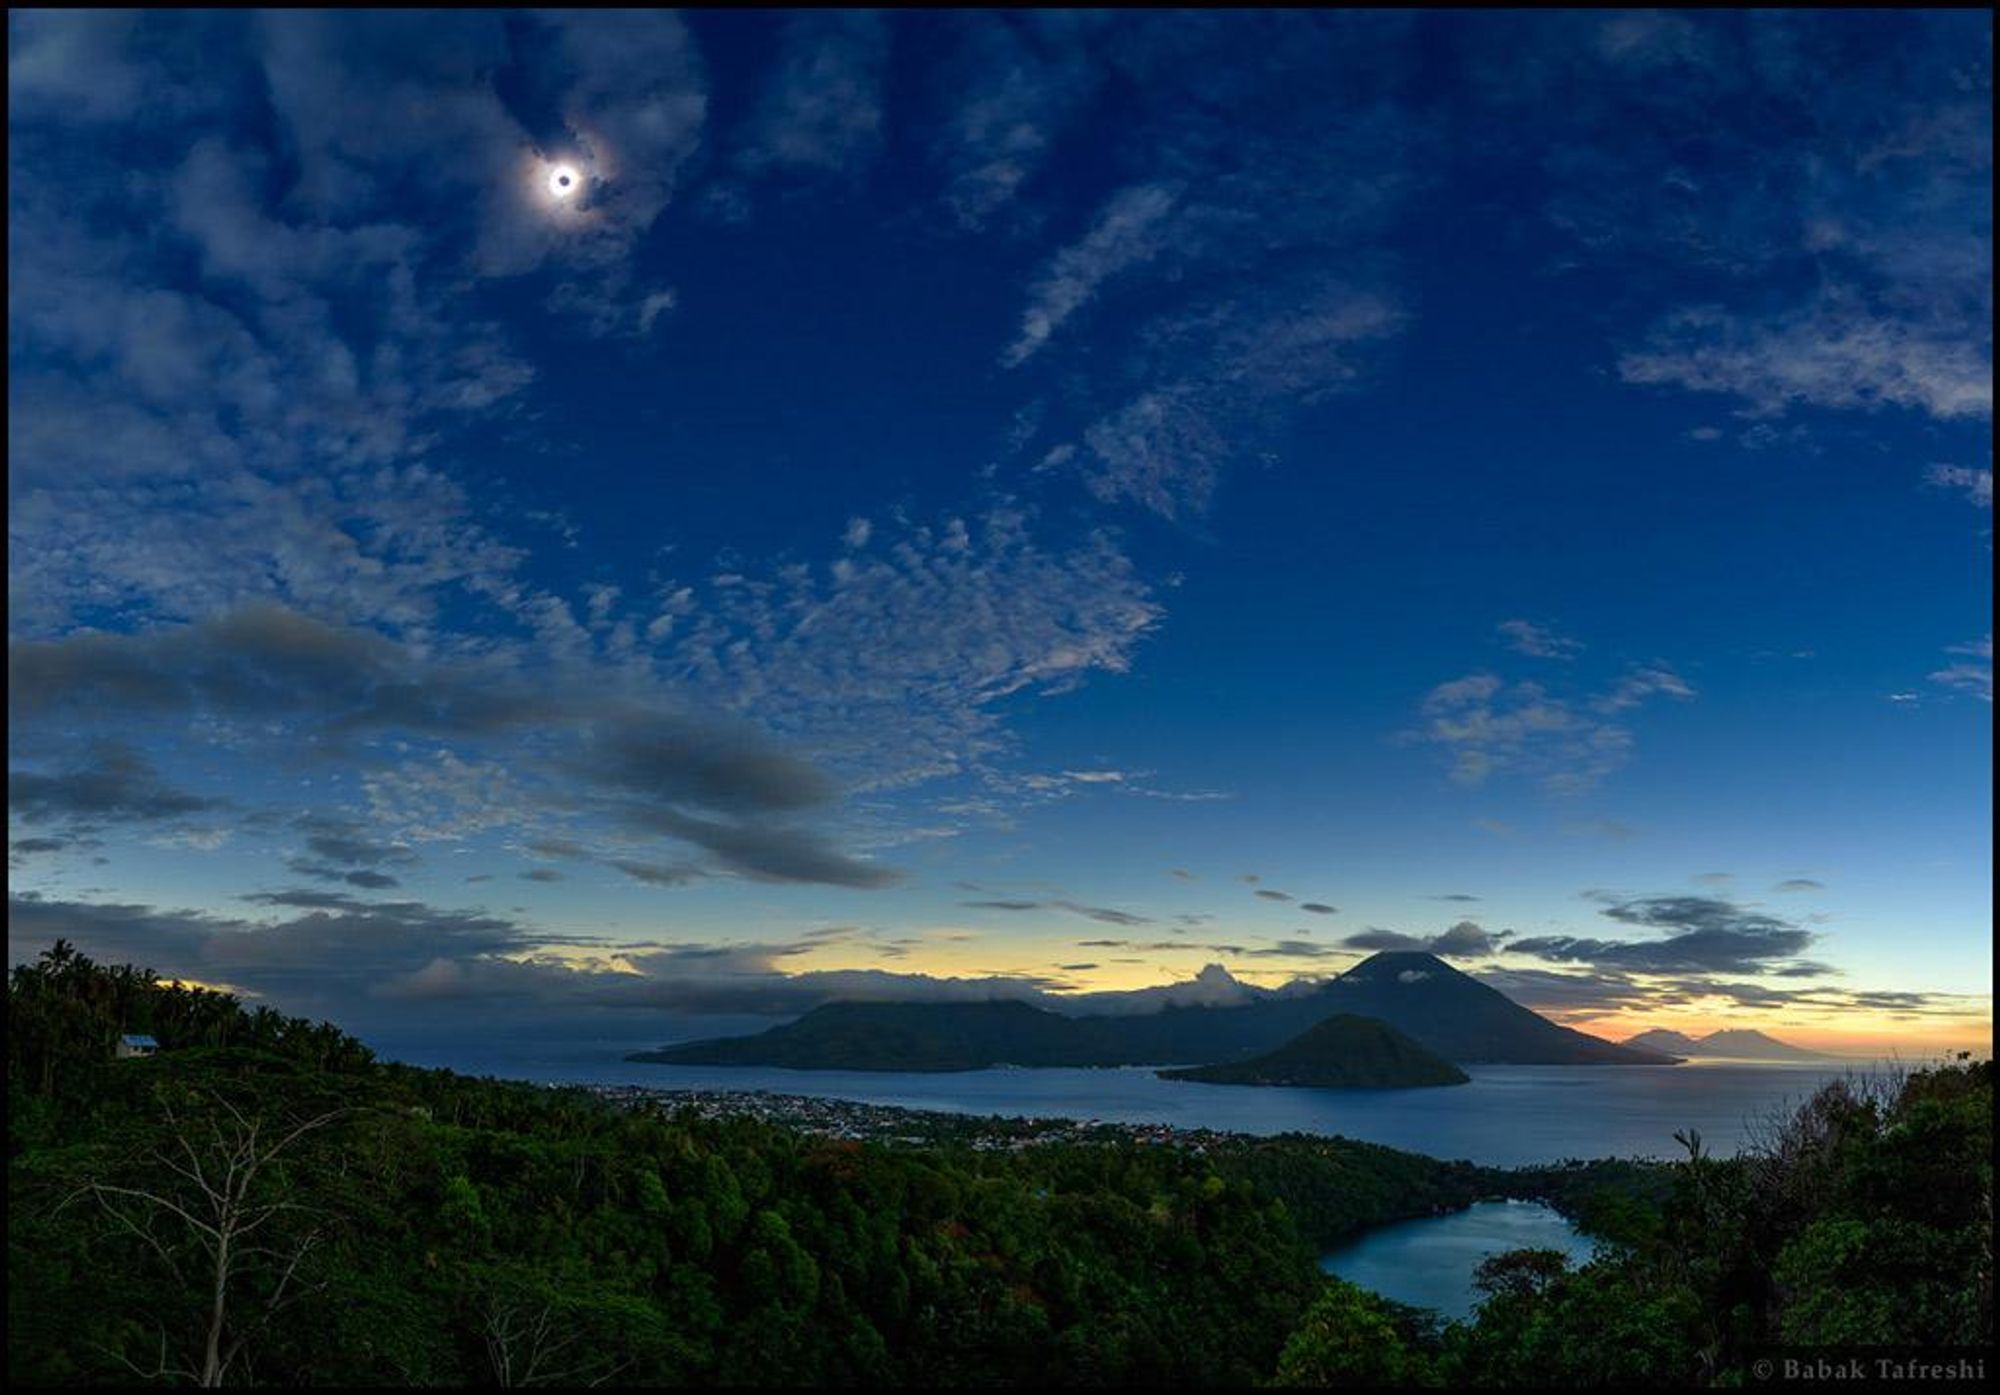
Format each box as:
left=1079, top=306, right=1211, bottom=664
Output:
left=635, top=951, right=1682, bottom=1071
left=1623, top=1026, right=1833, bottom=1062
left=1158, top=1013, right=1472, bottom=1088
left=1624, top=1028, right=1703, bottom=1055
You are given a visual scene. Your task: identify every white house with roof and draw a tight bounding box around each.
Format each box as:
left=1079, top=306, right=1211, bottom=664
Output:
left=116, top=1034, right=159, bottom=1059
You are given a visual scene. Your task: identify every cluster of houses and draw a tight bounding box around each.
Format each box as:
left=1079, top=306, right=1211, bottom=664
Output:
left=575, top=1082, right=1233, bottom=1154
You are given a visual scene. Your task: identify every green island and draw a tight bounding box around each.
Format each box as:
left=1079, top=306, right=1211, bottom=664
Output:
left=635, top=951, right=1681, bottom=1071
left=1160, top=1013, right=1472, bottom=1088
left=10, top=943, right=1991, bottom=1387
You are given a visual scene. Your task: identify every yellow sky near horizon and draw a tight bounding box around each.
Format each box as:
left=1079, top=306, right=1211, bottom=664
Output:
left=1562, top=1010, right=1994, bottom=1058
left=528, top=927, right=1993, bottom=1059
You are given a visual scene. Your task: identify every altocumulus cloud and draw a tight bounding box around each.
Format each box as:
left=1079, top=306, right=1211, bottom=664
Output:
left=3, top=887, right=1080, bottom=1023
left=1497, top=619, right=1584, bottom=660
left=1929, top=636, right=1992, bottom=703
left=732, top=10, right=890, bottom=182
left=283, top=813, right=419, bottom=889
left=9, top=743, right=224, bottom=829
left=960, top=899, right=1154, bottom=927
left=1478, top=962, right=1983, bottom=1028
left=924, top=11, right=1106, bottom=231
left=1451, top=12, right=1992, bottom=449
left=6, top=14, right=1159, bottom=865
left=1407, top=662, right=1694, bottom=793
left=8, top=605, right=895, bottom=889
left=9, top=891, right=1267, bottom=1030
left=7, top=10, right=715, bottom=647
left=35, top=872, right=1928, bottom=1039
left=654, top=506, right=1162, bottom=798
left=998, top=11, right=1426, bottom=519
left=1338, top=920, right=1510, bottom=959
left=1926, top=465, right=1993, bottom=509
left=1505, top=894, right=1825, bottom=975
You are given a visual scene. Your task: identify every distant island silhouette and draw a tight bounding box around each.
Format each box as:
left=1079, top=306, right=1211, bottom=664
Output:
left=634, top=952, right=1682, bottom=1072
left=1622, top=1027, right=1834, bottom=1062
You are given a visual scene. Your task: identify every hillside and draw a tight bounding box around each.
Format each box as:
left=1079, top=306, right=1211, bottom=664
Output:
left=1688, top=1029, right=1834, bottom=1061
left=638, top=999, right=1121, bottom=1072
left=1304, top=954, right=1680, bottom=1066
left=638, top=952, right=1682, bottom=1071
left=11, top=944, right=1990, bottom=1388
left=5, top=942, right=1491, bottom=1387
left=1158, top=1014, right=1471, bottom=1088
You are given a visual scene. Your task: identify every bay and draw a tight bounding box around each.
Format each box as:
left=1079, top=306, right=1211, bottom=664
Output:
left=1320, top=1200, right=1598, bottom=1321
left=371, top=1032, right=1873, bottom=1166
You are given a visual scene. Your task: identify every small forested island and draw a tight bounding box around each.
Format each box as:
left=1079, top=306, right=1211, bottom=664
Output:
left=10, top=943, right=1991, bottom=1387
left=1159, top=1013, right=1471, bottom=1088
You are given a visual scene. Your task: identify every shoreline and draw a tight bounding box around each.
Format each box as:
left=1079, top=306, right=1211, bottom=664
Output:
left=567, top=1080, right=1262, bottom=1153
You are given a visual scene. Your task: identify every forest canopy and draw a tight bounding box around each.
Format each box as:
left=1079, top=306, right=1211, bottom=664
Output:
left=8, top=943, right=1991, bottom=1387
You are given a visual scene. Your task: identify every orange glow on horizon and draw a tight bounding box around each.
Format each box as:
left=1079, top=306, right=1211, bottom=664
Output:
left=1562, top=1009, right=1993, bottom=1058
left=157, top=976, right=258, bottom=998
left=523, top=931, right=1991, bottom=1058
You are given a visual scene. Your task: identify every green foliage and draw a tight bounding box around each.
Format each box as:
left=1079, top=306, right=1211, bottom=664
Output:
left=1275, top=1278, right=1433, bottom=1386
left=1507, top=1156, right=1674, bottom=1250
left=11, top=948, right=1987, bottom=1387
left=1201, top=1132, right=1492, bottom=1251
left=1471, top=1247, right=1571, bottom=1302
left=14, top=948, right=1474, bottom=1387
left=1427, top=1060, right=1994, bottom=1387
left=9, top=940, right=375, bottom=1119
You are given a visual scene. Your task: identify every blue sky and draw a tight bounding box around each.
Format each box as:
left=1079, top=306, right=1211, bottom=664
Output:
left=7, top=10, right=1991, bottom=1053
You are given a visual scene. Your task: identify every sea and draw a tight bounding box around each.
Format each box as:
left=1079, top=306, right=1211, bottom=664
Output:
left=370, top=1033, right=1900, bottom=1321
left=370, top=1030, right=1880, bottom=1168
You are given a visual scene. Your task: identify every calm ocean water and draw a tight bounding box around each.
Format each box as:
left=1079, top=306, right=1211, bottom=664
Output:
left=1321, top=1200, right=1598, bottom=1321
left=372, top=1031, right=1876, bottom=1167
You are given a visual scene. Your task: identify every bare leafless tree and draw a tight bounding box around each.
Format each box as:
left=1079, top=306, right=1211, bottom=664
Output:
left=479, top=1291, right=630, bottom=1388
left=64, top=1090, right=350, bottom=1387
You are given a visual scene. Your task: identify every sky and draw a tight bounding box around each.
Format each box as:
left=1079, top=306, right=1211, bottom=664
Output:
left=7, top=9, right=1992, bottom=1058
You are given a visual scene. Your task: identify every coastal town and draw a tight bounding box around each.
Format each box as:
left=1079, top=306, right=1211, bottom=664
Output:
left=574, top=1082, right=1232, bottom=1153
